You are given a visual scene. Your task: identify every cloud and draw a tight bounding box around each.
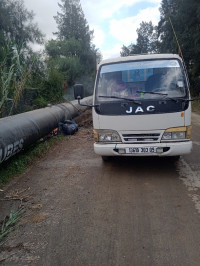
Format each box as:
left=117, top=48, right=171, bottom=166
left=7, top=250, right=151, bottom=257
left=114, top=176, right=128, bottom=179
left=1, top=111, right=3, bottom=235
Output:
left=81, top=0, right=161, bottom=23
left=102, top=43, right=123, bottom=59
left=25, top=0, right=59, bottom=40
left=81, top=1, right=162, bottom=59
left=91, top=26, right=105, bottom=47
left=109, top=6, right=160, bottom=45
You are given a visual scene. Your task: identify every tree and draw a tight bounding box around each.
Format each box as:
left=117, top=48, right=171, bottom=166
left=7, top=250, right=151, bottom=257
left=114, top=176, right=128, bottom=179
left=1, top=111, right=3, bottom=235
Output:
left=0, top=0, right=44, bottom=51
left=48, top=0, right=97, bottom=87
left=0, top=1, right=49, bottom=115
left=54, top=0, right=93, bottom=50
left=120, top=45, right=132, bottom=57
left=136, top=22, right=158, bottom=53
left=157, top=0, right=200, bottom=94
left=120, top=21, right=158, bottom=56
left=0, top=0, right=45, bottom=92
left=0, top=43, right=39, bottom=117
left=46, top=38, right=82, bottom=59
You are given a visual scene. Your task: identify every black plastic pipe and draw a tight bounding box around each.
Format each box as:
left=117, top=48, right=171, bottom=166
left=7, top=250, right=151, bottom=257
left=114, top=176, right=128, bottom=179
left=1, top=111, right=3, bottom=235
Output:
left=0, top=96, right=92, bottom=164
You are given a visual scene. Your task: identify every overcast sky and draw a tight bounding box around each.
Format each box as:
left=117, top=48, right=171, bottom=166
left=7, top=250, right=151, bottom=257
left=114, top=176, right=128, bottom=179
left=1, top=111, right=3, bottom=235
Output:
left=24, top=0, right=161, bottom=59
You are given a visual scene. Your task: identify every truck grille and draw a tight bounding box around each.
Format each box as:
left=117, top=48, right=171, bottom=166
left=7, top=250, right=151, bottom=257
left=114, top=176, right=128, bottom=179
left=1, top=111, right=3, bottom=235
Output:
left=122, top=133, right=160, bottom=143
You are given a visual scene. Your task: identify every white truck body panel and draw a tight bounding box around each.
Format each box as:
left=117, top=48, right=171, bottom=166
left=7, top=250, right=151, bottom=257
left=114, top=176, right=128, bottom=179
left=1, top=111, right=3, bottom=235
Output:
left=93, top=109, right=191, bottom=131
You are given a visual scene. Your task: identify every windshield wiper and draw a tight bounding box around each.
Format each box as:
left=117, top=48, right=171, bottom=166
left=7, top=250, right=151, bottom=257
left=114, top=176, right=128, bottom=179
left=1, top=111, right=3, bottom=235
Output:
left=137, top=90, right=168, bottom=96
left=99, top=95, right=142, bottom=105
left=136, top=91, right=180, bottom=103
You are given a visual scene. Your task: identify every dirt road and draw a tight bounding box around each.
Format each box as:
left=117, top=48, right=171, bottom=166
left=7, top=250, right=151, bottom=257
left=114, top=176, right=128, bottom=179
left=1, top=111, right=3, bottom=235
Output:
left=0, top=111, right=200, bottom=266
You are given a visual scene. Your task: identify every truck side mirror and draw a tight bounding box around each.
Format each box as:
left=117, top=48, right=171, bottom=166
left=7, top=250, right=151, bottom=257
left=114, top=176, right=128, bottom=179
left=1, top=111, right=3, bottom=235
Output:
left=74, top=84, right=84, bottom=99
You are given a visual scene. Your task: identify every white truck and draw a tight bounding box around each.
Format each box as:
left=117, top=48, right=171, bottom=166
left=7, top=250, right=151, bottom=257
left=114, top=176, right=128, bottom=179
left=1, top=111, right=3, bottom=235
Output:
left=74, top=54, right=192, bottom=160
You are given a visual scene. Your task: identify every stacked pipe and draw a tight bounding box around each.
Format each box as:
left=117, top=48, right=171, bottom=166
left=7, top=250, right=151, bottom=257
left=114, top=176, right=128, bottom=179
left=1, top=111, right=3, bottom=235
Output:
left=0, top=96, right=93, bottom=164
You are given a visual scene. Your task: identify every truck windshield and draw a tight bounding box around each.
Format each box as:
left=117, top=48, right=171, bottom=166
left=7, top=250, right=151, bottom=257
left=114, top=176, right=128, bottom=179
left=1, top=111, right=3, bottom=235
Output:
left=96, top=59, right=188, bottom=102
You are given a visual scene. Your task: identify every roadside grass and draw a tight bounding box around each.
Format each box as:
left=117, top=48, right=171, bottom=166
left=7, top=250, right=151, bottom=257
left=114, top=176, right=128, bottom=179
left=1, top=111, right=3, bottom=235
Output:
left=0, top=208, right=24, bottom=246
left=0, top=135, right=68, bottom=188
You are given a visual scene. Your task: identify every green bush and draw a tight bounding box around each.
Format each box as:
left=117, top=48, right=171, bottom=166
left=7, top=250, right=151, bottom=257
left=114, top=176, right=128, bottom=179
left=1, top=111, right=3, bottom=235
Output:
left=41, top=66, right=64, bottom=104
left=33, top=97, right=48, bottom=108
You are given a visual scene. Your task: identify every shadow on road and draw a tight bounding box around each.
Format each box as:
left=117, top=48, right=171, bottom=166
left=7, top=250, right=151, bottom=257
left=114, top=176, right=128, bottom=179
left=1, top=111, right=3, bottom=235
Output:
left=101, top=156, right=180, bottom=180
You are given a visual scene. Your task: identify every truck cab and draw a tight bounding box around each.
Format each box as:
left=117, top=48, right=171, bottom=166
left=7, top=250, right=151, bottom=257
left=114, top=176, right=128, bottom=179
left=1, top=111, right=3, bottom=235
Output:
left=92, top=54, right=192, bottom=159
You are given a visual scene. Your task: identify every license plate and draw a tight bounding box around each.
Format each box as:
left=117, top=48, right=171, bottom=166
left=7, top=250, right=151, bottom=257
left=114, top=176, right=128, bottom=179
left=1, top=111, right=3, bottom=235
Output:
left=126, top=147, right=157, bottom=154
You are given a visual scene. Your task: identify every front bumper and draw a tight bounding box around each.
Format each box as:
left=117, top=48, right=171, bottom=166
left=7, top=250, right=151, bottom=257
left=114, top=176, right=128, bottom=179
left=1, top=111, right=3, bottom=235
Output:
left=94, top=141, right=192, bottom=157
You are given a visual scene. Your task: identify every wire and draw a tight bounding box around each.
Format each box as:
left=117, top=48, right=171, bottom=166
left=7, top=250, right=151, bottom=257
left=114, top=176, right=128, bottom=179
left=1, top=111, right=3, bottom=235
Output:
left=169, top=17, right=184, bottom=62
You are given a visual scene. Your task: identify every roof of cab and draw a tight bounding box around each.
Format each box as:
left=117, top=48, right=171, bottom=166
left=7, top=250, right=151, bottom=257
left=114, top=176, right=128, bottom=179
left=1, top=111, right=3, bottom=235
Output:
left=98, top=53, right=182, bottom=69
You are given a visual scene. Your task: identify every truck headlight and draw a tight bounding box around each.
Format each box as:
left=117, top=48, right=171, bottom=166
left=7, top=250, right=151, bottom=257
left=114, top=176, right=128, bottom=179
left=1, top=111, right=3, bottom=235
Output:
left=93, top=129, right=121, bottom=142
left=162, top=126, right=191, bottom=141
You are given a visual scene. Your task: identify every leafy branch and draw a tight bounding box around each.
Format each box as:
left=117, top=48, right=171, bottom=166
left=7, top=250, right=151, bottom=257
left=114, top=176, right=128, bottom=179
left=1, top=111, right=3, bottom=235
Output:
left=0, top=42, right=34, bottom=117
